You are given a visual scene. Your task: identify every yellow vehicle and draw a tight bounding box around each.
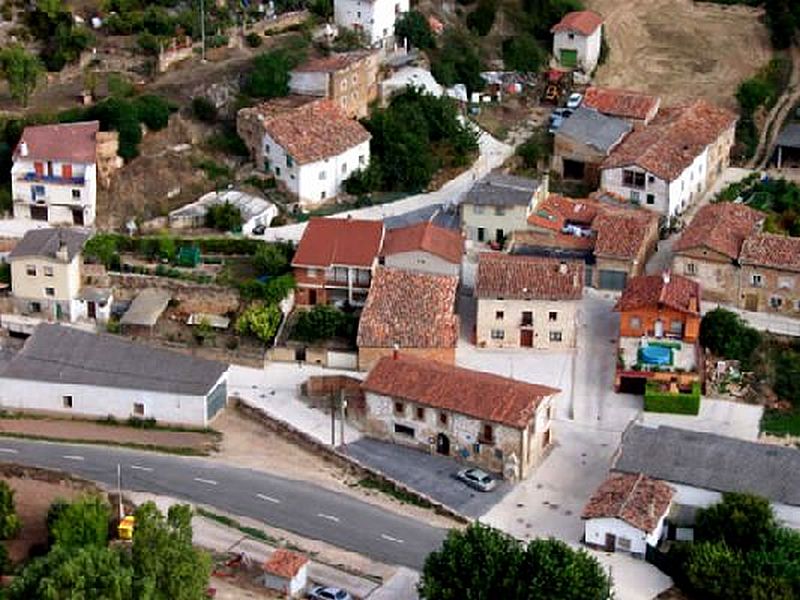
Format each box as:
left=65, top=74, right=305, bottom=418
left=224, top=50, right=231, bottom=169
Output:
left=118, top=515, right=135, bottom=541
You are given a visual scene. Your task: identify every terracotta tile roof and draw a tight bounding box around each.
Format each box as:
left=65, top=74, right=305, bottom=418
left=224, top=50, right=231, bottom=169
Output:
left=292, top=50, right=374, bottom=73
left=593, top=210, right=657, bottom=260
left=292, top=218, right=384, bottom=268
left=511, top=229, right=595, bottom=253
left=582, top=473, right=674, bottom=532
left=381, top=222, right=463, bottom=264
left=673, top=203, right=764, bottom=260
left=551, top=10, right=603, bottom=35
left=739, top=233, right=800, bottom=273
left=583, top=87, right=661, bottom=122
left=362, top=355, right=559, bottom=428
left=357, top=268, right=459, bottom=348
left=614, top=272, right=700, bottom=314
left=602, top=100, right=737, bottom=181
left=251, top=98, right=371, bottom=164
left=262, top=549, right=308, bottom=578
left=15, top=121, right=99, bottom=163
left=477, top=254, right=584, bottom=300
left=527, top=194, right=603, bottom=231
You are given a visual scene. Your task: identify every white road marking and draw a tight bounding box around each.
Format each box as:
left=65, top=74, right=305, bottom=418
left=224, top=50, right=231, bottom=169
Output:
left=193, top=477, right=218, bottom=486
left=380, top=533, right=404, bottom=544
left=317, top=513, right=340, bottom=523
left=130, top=465, right=153, bottom=472
left=62, top=455, right=84, bottom=461
left=0, top=448, right=18, bottom=454
left=256, top=493, right=281, bottom=504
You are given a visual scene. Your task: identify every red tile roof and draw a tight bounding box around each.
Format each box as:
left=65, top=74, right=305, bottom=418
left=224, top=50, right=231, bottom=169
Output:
left=614, top=272, right=700, bottom=314
left=292, top=50, right=374, bottom=73
left=582, top=473, right=674, bottom=532
left=739, top=233, right=800, bottom=273
left=583, top=87, right=660, bottom=122
left=594, top=210, right=658, bottom=260
left=381, top=222, right=463, bottom=265
left=551, top=10, right=603, bottom=36
left=511, top=229, right=596, bottom=252
left=262, top=549, right=308, bottom=578
left=253, top=99, right=371, bottom=165
left=527, top=194, right=603, bottom=231
left=673, top=203, right=764, bottom=260
left=15, top=121, right=99, bottom=163
left=357, top=268, right=459, bottom=348
left=602, top=100, right=737, bottom=181
left=292, top=218, right=384, bottom=268
left=477, top=254, right=584, bottom=300
left=362, top=355, right=559, bottom=428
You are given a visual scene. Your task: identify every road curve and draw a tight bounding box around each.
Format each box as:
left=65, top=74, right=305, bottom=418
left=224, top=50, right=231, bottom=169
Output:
left=0, top=438, right=448, bottom=569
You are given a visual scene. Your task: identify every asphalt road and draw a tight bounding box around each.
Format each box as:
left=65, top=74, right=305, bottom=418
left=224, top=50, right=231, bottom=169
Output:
left=0, top=438, right=448, bottom=569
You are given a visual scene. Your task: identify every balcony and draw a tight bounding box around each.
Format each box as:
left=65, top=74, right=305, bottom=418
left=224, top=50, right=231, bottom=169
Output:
left=18, top=172, right=86, bottom=186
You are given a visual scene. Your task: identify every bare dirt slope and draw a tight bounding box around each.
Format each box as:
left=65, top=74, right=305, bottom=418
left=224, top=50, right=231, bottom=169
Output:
left=588, top=0, right=772, bottom=109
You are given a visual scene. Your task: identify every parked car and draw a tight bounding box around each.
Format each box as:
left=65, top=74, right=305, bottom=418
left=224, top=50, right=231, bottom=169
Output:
left=550, top=107, right=573, bottom=121
left=548, top=115, right=564, bottom=134
left=456, top=468, right=496, bottom=492
left=251, top=223, right=266, bottom=235
left=566, top=93, right=583, bottom=109
left=308, top=586, right=353, bottom=600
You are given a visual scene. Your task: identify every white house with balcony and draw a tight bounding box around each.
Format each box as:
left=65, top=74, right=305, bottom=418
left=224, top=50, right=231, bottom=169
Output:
left=334, top=0, right=409, bottom=47
left=11, top=121, right=100, bottom=226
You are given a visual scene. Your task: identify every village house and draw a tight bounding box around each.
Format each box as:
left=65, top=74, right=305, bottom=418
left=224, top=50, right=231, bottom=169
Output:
left=582, top=472, right=674, bottom=557
left=356, top=267, right=459, bottom=370
left=614, top=425, right=800, bottom=531
left=738, top=233, right=800, bottom=315
left=551, top=10, right=603, bottom=72
left=379, top=221, right=463, bottom=277
left=289, top=50, right=380, bottom=119
left=334, top=0, right=409, bottom=47
left=11, top=121, right=112, bottom=226
left=552, top=107, right=632, bottom=187
left=236, top=98, right=371, bottom=207
left=672, top=202, right=764, bottom=304
left=361, top=355, right=559, bottom=479
left=476, top=254, right=583, bottom=350
left=461, top=173, right=548, bottom=245
left=582, top=87, right=661, bottom=128
left=0, top=324, right=229, bottom=427
left=591, top=209, right=660, bottom=290
left=600, top=100, right=737, bottom=223
left=614, top=272, right=702, bottom=394
left=291, top=217, right=384, bottom=306
left=8, top=228, right=110, bottom=323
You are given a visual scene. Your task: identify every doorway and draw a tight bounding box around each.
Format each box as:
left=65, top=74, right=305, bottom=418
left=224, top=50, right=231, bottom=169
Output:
left=605, top=533, right=616, bottom=552
left=30, top=205, right=48, bottom=221
left=308, top=289, right=317, bottom=305
left=745, top=294, right=759, bottom=311
left=654, top=319, right=664, bottom=338
left=520, top=329, right=534, bottom=347
left=87, top=301, right=96, bottom=319
left=436, top=433, right=450, bottom=455
left=72, top=208, right=84, bottom=226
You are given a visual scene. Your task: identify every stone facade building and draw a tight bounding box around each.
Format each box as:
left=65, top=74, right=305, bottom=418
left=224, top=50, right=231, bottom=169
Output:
left=738, top=234, right=800, bottom=315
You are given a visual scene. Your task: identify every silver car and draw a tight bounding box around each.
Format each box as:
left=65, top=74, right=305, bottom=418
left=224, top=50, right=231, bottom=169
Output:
left=456, top=468, right=496, bottom=492
left=308, top=586, right=353, bottom=600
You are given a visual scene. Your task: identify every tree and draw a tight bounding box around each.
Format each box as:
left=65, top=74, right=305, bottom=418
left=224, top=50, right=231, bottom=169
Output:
left=0, top=46, right=44, bottom=107
left=699, top=308, right=762, bottom=367
left=695, top=492, right=776, bottom=553
left=292, top=305, right=348, bottom=343
left=48, top=495, right=110, bottom=550
left=395, top=11, right=435, bottom=49
left=502, top=34, right=546, bottom=72
left=420, top=523, right=612, bottom=600
left=84, top=234, right=122, bottom=268
left=243, top=50, right=297, bottom=99
left=191, top=96, right=218, bottom=123
left=430, top=28, right=485, bottom=94
left=253, top=242, right=293, bottom=276
left=466, top=0, right=497, bottom=36
left=133, top=95, right=173, bottom=131
left=0, top=481, right=21, bottom=540
left=236, top=303, right=283, bottom=343
left=206, top=201, right=243, bottom=232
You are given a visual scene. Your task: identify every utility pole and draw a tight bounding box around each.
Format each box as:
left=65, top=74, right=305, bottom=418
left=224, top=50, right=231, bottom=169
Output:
left=200, top=0, right=206, bottom=62
left=116, top=463, right=124, bottom=520
left=330, top=392, right=336, bottom=446
left=340, top=394, right=347, bottom=451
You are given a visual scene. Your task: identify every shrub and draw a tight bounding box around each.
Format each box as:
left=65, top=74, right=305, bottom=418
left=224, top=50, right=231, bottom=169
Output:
left=292, top=305, right=349, bottom=342
left=0, top=481, right=21, bottom=540
left=48, top=496, right=110, bottom=549
left=466, top=0, right=497, bottom=36
left=243, top=49, right=300, bottom=99
left=191, top=97, right=218, bottom=123
left=699, top=308, right=762, bottom=368
left=253, top=242, right=294, bottom=276
left=206, top=201, right=243, bottom=232
left=245, top=32, right=262, bottom=48
left=502, top=34, right=546, bottom=73
left=133, top=94, right=174, bottom=131
left=395, top=10, right=435, bottom=49
left=236, top=303, right=282, bottom=343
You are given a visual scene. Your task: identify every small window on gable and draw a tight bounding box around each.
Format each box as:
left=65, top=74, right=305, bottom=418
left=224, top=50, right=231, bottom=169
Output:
left=44, top=266, right=53, bottom=277
left=495, top=310, right=504, bottom=320
left=439, top=412, right=448, bottom=426
left=63, top=395, right=73, bottom=409
left=630, top=316, right=641, bottom=329
left=548, top=311, right=557, bottom=322
left=415, top=407, right=425, bottom=421
left=133, top=403, right=145, bottom=416
left=394, top=401, right=405, bottom=415
left=26, top=265, right=36, bottom=276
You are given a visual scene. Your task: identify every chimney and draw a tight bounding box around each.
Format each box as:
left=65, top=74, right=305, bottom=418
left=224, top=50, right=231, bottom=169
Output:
left=56, top=242, right=69, bottom=262
left=559, top=261, right=568, bottom=274
left=19, top=141, right=28, bottom=157
left=392, top=342, right=399, bottom=360
left=662, top=270, right=670, bottom=285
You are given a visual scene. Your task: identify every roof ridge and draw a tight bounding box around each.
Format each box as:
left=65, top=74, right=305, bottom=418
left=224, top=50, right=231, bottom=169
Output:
left=616, top=472, right=643, bottom=520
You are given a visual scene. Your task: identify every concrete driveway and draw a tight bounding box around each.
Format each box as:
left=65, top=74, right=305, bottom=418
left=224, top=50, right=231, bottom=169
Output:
left=344, top=438, right=510, bottom=518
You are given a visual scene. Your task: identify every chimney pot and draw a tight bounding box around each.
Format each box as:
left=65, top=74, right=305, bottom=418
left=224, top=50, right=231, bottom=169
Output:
left=392, top=342, right=399, bottom=360
left=559, top=262, right=568, bottom=274
left=19, top=141, right=28, bottom=157
left=662, top=270, right=671, bottom=284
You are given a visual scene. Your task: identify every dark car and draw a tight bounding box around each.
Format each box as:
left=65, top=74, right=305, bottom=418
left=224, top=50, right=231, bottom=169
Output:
left=252, top=223, right=267, bottom=235
left=307, top=586, right=353, bottom=600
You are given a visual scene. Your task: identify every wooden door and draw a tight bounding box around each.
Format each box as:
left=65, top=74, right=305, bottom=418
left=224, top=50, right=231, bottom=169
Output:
left=520, top=329, right=534, bottom=347
left=87, top=302, right=96, bottom=319
left=745, top=294, right=759, bottom=311
left=605, top=533, right=616, bottom=552
left=61, top=164, right=72, bottom=180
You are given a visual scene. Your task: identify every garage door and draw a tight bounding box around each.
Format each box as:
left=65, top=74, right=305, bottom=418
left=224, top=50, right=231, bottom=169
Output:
left=30, top=205, right=48, bottom=221
left=560, top=49, right=578, bottom=68
left=598, top=270, right=627, bottom=290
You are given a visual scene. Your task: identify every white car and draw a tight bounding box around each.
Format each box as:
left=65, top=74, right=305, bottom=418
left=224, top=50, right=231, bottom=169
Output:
left=456, top=468, right=496, bottom=492
left=566, top=93, right=583, bottom=109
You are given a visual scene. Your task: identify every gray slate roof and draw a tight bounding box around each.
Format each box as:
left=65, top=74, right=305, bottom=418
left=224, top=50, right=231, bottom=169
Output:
left=463, top=173, right=541, bottom=207
left=614, top=425, right=800, bottom=507
left=776, top=123, right=800, bottom=149
left=0, top=324, right=227, bottom=396
left=9, top=228, right=91, bottom=262
left=557, top=107, right=632, bottom=153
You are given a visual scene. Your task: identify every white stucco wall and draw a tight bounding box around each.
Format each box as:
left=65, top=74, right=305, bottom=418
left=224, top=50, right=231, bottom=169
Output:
left=334, top=0, right=409, bottom=46
left=476, top=298, right=579, bottom=350
left=289, top=71, right=329, bottom=96
left=584, top=515, right=667, bottom=557
left=552, top=27, right=602, bottom=72
left=382, top=250, right=460, bottom=277
left=461, top=203, right=531, bottom=243
left=11, top=158, right=96, bottom=225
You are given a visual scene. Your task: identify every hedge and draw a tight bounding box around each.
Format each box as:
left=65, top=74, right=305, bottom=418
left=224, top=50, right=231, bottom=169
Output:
left=88, top=234, right=271, bottom=257
left=644, top=381, right=701, bottom=415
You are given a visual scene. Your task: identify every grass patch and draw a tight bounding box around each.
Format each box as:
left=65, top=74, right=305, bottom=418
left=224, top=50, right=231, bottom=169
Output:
left=357, top=476, right=429, bottom=507
left=761, top=409, right=800, bottom=437
left=196, top=508, right=280, bottom=545
left=0, top=432, right=207, bottom=456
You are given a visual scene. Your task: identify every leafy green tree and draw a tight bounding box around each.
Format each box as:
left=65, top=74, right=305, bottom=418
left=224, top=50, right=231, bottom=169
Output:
left=516, top=126, right=551, bottom=169
left=0, top=46, right=44, bottom=106
left=430, top=28, right=485, bottom=94
left=48, top=495, right=111, bottom=550
left=239, top=274, right=295, bottom=304
left=695, top=492, right=776, bottom=553
left=157, top=235, right=177, bottom=262
left=236, top=303, right=283, bottom=343
left=0, top=481, right=21, bottom=540
left=309, top=0, right=333, bottom=19
left=293, top=304, right=349, bottom=343
left=206, top=201, right=243, bottom=232
left=395, top=11, right=435, bottom=49
left=133, top=95, right=173, bottom=131
left=466, top=0, right=497, bottom=36
left=253, top=242, right=293, bottom=276
left=699, top=308, right=762, bottom=367
left=84, top=234, right=122, bottom=268
left=191, top=97, right=218, bottom=123
left=683, top=541, right=746, bottom=600
left=772, top=347, right=800, bottom=405
left=244, top=49, right=300, bottom=99
left=502, top=34, right=546, bottom=72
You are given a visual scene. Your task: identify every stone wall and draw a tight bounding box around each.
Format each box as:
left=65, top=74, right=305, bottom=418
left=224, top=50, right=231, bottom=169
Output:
left=108, top=273, right=240, bottom=314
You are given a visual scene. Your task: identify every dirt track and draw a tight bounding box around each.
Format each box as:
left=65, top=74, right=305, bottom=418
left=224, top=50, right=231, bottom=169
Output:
left=588, top=0, right=772, bottom=109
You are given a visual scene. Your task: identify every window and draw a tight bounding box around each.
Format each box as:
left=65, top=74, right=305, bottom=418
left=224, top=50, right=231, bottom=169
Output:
left=548, top=311, right=558, bottom=322
left=770, top=296, right=783, bottom=309
left=521, top=311, right=533, bottom=326
left=751, top=274, right=763, bottom=287
left=480, top=423, right=494, bottom=444
left=778, top=277, right=794, bottom=290
left=477, top=227, right=486, bottom=242
left=439, top=412, right=448, bottom=426
left=395, top=2, right=400, bottom=13
left=495, top=310, right=504, bottom=320
left=359, top=154, right=365, bottom=165
left=494, top=448, right=504, bottom=461
left=630, top=190, right=640, bottom=203
left=356, top=10, right=361, bottom=17
left=44, top=266, right=53, bottom=277
left=44, top=287, right=55, bottom=297
left=30, top=302, right=41, bottom=313
left=394, top=401, right=405, bottom=415
left=685, top=263, right=697, bottom=275
left=629, top=316, right=641, bottom=329
left=670, top=320, right=683, bottom=335
left=568, top=33, right=574, bottom=40
left=26, top=264, right=36, bottom=276
left=491, top=329, right=505, bottom=340
left=307, top=268, right=318, bottom=278
left=264, top=143, right=270, bottom=154
left=646, top=194, right=655, bottom=205
left=33, top=185, right=45, bottom=198
left=494, top=206, right=505, bottom=216
left=622, top=170, right=646, bottom=189
left=617, top=537, right=632, bottom=552
left=133, top=403, right=145, bottom=416
left=62, top=395, right=73, bottom=409
left=473, top=205, right=485, bottom=214
left=286, top=155, right=293, bottom=168
left=648, top=175, right=655, bottom=184
left=320, top=191, right=326, bottom=200
left=275, top=167, right=281, bottom=176
left=71, top=189, right=81, bottom=199
left=394, top=423, right=414, bottom=437
left=549, top=331, right=562, bottom=342
left=415, top=407, right=425, bottom=421
left=319, top=170, right=327, bottom=180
